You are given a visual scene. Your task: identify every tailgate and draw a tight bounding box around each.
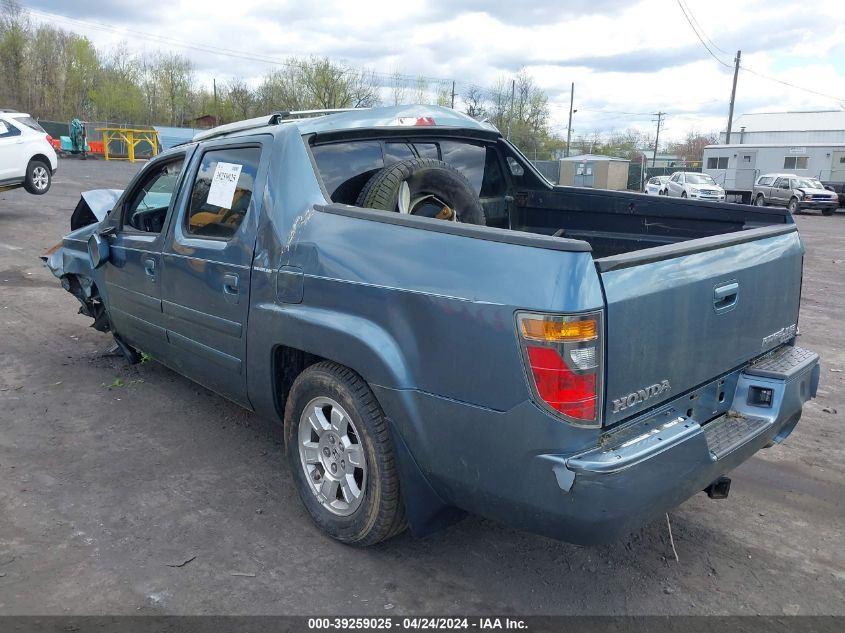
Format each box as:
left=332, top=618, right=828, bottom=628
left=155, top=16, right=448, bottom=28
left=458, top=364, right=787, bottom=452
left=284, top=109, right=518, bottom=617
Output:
left=598, top=226, right=803, bottom=426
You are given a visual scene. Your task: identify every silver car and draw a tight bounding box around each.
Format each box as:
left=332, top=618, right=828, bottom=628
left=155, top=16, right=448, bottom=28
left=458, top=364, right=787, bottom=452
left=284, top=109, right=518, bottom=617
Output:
left=644, top=175, right=670, bottom=195
left=753, top=173, right=838, bottom=215
left=665, top=171, right=726, bottom=200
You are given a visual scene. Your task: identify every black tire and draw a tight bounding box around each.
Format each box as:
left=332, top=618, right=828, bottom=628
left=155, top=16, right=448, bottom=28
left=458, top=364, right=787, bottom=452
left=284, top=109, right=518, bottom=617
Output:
left=755, top=194, right=766, bottom=207
left=24, top=159, right=51, bottom=195
left=285, top=362, right=406, bottom=546
left=788, top=197, right=800, bottom=214
left=681, top=191, right=687, bottom=198
left=356, top=158, right=485, bottom=225
left=822, top=208, right=835, bottom=216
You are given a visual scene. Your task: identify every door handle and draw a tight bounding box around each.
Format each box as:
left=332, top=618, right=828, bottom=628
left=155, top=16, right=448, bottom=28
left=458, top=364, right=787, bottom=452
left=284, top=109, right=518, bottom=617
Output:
left=714, top=282, right=739, bottom=313
left=222, top=273, right=240, bottom=304
left=143, top=257, right=156, bottom=280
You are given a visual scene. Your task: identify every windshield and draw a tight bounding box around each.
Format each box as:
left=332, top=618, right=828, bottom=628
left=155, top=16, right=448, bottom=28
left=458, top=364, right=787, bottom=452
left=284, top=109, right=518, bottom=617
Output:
left=797, top=178, right=823, bottom=189
left=686, top=173, right=716, bottom=185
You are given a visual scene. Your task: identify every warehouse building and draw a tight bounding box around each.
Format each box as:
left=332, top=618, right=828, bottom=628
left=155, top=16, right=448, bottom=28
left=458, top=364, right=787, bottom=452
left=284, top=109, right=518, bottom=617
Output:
left=704, top=111, right=845, bottom=190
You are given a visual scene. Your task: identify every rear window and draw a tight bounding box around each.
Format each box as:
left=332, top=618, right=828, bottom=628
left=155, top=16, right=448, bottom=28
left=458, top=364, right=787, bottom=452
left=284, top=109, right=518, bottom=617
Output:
left=311, top=139, right=506, bottom=204
left=12, top=116, right=45, bottom=133
left=757, top=176, right=773, bottom=186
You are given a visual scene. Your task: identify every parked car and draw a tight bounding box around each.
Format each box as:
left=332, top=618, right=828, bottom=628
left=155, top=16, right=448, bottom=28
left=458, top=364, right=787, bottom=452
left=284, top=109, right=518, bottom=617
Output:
left=665, top=171, right=726, bottom=200
left=44, top=105, right=819, bottom=547
left=753, top=173, right=838, bottom=215
left=644, top=175, right=670, bottom=195
left=821, top=181, right=845, bottom=208
left=0, top=110, right=57, bottom=195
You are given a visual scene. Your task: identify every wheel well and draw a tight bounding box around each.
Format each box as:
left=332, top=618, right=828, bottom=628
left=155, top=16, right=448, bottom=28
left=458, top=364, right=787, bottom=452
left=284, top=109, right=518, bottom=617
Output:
left=272, top=345, right=326, bottom=429
left=29, top=154, right=53, bottom=172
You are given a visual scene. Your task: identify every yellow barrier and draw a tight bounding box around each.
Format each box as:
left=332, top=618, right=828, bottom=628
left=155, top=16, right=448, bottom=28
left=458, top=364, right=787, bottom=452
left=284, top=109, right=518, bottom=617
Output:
left=97, top=128, right=160, bottom=162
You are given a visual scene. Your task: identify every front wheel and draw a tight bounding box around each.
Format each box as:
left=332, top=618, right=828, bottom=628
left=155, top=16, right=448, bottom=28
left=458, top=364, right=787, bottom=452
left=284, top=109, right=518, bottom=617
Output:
left=285, top=362, right=406, bottom=546
left=24, top=159, right=51, bottom=194
left=680, top=191, right=688, bottom=198
left=822, top=208, right=835, bottom=216
left=788, top=197, right=800, bottom=214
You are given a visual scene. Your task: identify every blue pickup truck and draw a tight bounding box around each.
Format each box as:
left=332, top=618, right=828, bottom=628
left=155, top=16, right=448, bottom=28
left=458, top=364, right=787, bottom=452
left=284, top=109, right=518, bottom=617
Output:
left=45, top=105, right=820, bottom=546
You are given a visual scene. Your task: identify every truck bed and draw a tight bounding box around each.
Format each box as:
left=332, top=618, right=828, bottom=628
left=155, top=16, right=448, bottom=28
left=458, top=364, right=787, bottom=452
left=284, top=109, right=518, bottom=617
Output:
left=507, top=186, right=791, bottom=260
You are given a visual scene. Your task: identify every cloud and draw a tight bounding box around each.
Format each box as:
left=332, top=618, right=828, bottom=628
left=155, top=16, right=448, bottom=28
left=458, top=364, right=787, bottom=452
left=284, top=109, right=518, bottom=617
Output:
left=18, top=0, right=845, bottom=142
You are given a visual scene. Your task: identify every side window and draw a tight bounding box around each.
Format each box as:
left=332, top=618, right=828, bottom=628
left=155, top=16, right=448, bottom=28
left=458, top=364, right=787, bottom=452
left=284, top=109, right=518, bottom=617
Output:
left=124, top=157, right=185, bottom=233
left=0, top=119, right=21, bottom=138
left=707, top=157, right=729, bottom=169
left=185, top=146, right=261, bottom=239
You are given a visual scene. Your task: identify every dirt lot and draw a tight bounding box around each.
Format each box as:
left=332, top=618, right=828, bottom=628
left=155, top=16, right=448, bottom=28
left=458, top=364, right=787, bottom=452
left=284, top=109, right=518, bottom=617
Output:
left=0, top=159, right=843, bottom=615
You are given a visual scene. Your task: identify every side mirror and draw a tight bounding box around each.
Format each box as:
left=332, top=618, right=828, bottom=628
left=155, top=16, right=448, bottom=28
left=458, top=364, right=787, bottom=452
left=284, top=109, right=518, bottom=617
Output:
left=87, top=232, right=110, bottom=269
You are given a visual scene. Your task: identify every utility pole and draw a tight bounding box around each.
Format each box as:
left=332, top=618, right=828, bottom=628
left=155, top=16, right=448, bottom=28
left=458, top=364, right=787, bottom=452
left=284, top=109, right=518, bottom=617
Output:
left=652, top=112, right=665, bottom=169
left=506, top=79, right=515, bottom=140
left=213, top=78, right=218, bottom=126
left=725, top=50, right=741, bottom=144
left=450, top=81, right=456, bottom=109
left=566, top=82, right=574, bottom=158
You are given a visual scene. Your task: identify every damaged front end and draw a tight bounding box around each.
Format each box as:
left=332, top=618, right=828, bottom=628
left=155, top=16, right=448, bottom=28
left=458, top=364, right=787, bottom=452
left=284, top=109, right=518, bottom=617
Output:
left=43, top=189, right=122, bottom=333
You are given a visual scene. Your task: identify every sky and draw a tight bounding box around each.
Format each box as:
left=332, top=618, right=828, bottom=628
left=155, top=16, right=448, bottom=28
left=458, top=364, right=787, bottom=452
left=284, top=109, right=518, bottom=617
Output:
left=20, top=0, right=845, bottom=143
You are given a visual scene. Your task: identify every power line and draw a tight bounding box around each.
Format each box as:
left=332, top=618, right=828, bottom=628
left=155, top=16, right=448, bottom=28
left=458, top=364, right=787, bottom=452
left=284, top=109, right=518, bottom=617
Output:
left=740, top=66, right=845, bottom=104
left=675, top=0, right=732, bottom=68
left=673, top=0, right=845, bottom=104
left=679, top=0, right=730, bottom=55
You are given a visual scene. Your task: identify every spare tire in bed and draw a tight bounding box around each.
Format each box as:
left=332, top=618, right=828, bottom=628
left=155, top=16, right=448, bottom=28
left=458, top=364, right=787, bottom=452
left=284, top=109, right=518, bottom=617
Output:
left=355, top=158, right=486, bottom=225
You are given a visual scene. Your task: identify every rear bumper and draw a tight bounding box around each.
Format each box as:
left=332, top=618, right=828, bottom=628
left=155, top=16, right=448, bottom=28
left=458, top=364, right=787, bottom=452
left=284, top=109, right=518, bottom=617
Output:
left=376, top=346, right=820, bottom=544
left=549, top=348, right=819, bottom=543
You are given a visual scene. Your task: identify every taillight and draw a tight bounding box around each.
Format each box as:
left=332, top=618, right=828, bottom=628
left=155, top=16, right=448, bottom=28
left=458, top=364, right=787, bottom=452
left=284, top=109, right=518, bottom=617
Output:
left=517, top=311, right=603, bottom=427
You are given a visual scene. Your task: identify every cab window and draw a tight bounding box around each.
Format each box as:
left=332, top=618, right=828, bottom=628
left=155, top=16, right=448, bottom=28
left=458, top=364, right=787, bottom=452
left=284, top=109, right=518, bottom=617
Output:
left=185, top=146, right=261, bottom=239
left=124, top=157, right=185, bottom=233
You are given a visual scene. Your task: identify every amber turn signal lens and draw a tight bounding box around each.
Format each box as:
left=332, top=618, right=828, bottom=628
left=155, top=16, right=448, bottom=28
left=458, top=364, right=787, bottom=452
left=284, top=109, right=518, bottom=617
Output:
left=520, top=318, right=598, bottom=342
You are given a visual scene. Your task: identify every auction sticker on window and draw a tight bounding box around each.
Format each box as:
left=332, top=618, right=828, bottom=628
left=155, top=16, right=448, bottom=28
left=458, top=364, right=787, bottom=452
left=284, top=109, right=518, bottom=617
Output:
left=207, top=161, right=243, bottom=208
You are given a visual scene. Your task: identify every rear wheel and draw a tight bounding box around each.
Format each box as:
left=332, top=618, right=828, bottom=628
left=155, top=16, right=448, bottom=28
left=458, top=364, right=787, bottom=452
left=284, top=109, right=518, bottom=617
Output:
left=754, top=194, right=766, bottom=207
left=285, top=362, right=406, bottom=546
left=24, top=159, right=51, bottom=194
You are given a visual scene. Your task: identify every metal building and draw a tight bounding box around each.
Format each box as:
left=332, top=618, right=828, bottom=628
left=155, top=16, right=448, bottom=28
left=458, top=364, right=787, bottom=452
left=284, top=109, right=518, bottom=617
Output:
left=704, top=111, right=845, bottom=189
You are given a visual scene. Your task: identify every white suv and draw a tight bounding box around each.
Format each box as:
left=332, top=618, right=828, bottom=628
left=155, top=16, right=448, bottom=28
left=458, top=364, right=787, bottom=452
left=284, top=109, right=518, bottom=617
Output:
left=665, top=171, right=725, bottom=201
left=0, top=111, right=58, bottom=195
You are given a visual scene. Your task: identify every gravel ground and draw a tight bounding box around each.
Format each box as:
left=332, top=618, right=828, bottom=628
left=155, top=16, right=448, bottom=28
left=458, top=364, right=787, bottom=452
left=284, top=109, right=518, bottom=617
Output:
left=0, top=159, right=843, bottom=615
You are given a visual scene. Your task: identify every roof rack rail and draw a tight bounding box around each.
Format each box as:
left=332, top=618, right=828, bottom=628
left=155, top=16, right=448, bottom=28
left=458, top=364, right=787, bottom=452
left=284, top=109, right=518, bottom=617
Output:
left=193, top=107, right=369, bottom=142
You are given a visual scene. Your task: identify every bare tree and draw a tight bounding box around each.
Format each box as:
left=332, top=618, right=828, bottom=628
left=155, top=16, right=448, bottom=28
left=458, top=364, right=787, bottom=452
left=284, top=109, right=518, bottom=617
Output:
left=462, top=86, right=486, bottom=118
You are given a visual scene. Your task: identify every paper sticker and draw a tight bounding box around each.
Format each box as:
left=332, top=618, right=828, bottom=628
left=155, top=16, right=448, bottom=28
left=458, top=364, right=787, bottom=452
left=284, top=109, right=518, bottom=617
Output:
left=207, top=162, right=243, bottom=208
